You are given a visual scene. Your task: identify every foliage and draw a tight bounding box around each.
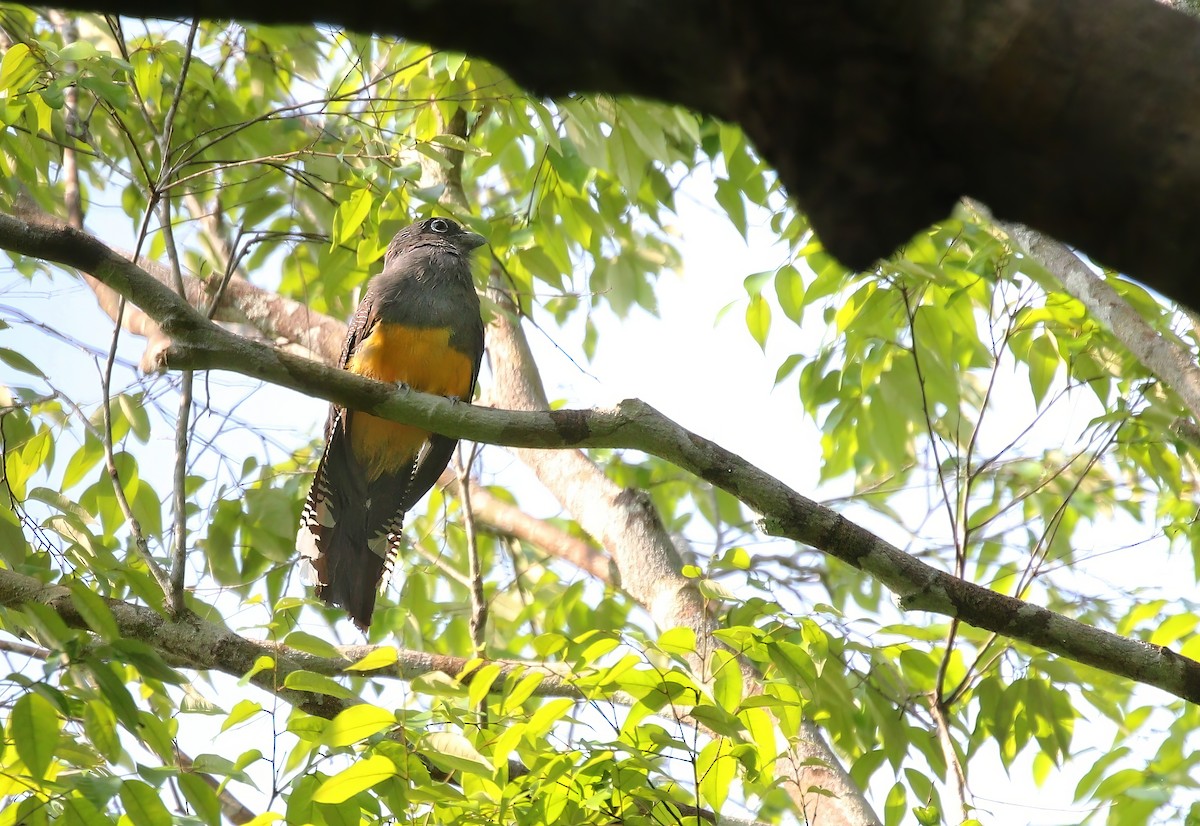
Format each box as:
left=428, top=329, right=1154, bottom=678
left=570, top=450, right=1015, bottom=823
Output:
left=0, top=8, right=1198, bottom=826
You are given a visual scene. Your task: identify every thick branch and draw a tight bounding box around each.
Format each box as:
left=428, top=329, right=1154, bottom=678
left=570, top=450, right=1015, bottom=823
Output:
left=1, top=211, right=1198, bottom=705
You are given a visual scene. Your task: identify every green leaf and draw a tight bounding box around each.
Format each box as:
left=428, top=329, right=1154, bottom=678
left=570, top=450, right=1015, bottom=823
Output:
left=697, top=737, right=735, bottom=813
left=501, top=671, right=545, bottom=713
left=61, top=435, right=104, bottom=490
left=322, top=704, right=395, bottom=748
left=239, top=656, right=275, bottom=686
left=745, top=294, right=771, bottom=351
left=767, top=640, right=816, bottom=688
left=344, top=646, right=398, bottom=672
left=312, top=754, right=397, bottom=804
left=83, top=699, right=122, bottom=763
left=774, top=264, right=806, bottom=322
left=657, top=626, right=696, bottom=657
left=774, top=353, right=804, bottom=386
left=221, top=699, right=264, bottom=733
left=710, top=649, right=742, bottom=710
left=912, top=805, right=940, bottom=826
left=527, top=698, right=575, bottom=735
left=0, top=43, right=35, bottom=92
left=884, top=782, right=907, bottom=826
left=119, top=779, right=173, bottom=826
left=178, top=773, right=222, bottom=826
left=283, top=631, right=341, bottom=658
left=12, top=692, right=58, bottom=779
left=714, top=178, right=747, bottom=238
left=1027, top=333, right=1059, bottom=408
left=422, top=731, right=493, bottom=776
left=283, top=670, right=357, bottom=699
left=69, top=582, right=121, bottom=641
left=117, top=395, right=151, bottom=442
left=0, top=347, right=45, bottom=378
left=332, top=188, right=373, bottom=248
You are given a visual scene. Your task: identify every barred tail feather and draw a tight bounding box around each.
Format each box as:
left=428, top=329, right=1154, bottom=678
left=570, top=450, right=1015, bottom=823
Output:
left=297, top=427, right=413, bottom=632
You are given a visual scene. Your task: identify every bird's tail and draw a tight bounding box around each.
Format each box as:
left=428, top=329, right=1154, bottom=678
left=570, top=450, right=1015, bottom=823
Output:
left=297, top=452, right=404, bottom=632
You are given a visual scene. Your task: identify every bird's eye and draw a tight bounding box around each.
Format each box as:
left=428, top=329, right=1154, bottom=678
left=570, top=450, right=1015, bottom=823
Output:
left=429, top=218, right=451, bottom=233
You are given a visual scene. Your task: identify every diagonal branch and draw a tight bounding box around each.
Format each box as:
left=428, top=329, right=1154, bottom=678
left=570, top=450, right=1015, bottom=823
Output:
left=990, top=212, right=1200, bottom=423
left=1, top=211, right=1198, bottom=707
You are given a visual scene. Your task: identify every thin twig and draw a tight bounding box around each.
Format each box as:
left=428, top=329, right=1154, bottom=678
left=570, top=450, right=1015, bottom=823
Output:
left=154, top=23, right=201, bottom=616
left=928, top=693, right=970, bottom=819
left=457, top=445, right=488, bottom=656
left=158, top=199, right=193, bottom=616
left=158, top=20, right=200, bottom=187
left=99, top=297, right=171, bottom=595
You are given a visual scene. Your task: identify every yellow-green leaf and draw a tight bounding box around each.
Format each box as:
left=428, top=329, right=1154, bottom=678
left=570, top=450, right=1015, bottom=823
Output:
left=221, top=699, right=263, bottom=733
left=119, top=779, right=173, bottom=826
left=12, top=692, right=58, bottom=779
left=710, top=649, right=741, bottom=710
left=322, top=704, right=395, bottom=748
left=501, top=672, right=545, bottom=714
left=312, top=754, right=396, bottom=804
left=332, top=188, right=372, bottom=248
left=344, top=645, right=398, bottom=672
left=657, top=626, right=696, bottom=657
left=697, top=737, right=735, bottom=813
left=745, top=294, right=771, bottom=351
left=422, top=731, right=493, bottom=776
left=283, top=631, right=340, bottom=659
left=178, top=773, right=222, bottom=826
left=69, top=583, right=120, bottom=641
left=282, top=670, right=357, bottom=699
left=83, top=700, right=121, bottom=763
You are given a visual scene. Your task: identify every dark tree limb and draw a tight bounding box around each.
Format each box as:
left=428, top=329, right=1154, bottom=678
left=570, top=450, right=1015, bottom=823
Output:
left=37, top=0, right=1200, bottom=315
left=2, top=211, right=1197, bottom=705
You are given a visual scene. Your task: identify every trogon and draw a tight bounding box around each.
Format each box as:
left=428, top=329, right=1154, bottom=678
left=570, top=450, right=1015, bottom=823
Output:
left=297, top=216, right=486, bottom=631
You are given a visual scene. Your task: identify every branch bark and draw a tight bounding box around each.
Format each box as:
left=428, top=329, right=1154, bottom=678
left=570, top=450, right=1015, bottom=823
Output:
left=1, top=211, right=1198, bottom=707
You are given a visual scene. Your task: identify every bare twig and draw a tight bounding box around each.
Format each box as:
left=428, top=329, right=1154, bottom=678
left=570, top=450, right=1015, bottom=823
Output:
left=457, top=445, right=488, bottom=656
left=156, top=24, right=201, bottom=617
left=158, top=198, right=193, bottom=616
left=928, top=694, right=970, bottom=820
left=98, top=296, right=171, bottom=596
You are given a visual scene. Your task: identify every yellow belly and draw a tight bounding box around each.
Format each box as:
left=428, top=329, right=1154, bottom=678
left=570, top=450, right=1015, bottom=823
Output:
left=347, top=323, right=476, bottom=479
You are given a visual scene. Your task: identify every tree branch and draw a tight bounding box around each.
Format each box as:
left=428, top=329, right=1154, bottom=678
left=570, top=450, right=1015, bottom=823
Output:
left=988, top=211, right=1200, bottom=424
left=1, top=211, right=1198, bottom=706
left=438, top=471, right=614, bottom=584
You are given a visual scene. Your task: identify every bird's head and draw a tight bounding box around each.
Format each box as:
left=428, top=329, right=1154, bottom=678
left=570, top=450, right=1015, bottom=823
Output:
left=385, top=217, right=486, bottom=264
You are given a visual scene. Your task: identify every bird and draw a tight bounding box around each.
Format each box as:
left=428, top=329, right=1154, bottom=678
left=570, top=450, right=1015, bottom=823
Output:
left=296, top=216, right=486, bottom=631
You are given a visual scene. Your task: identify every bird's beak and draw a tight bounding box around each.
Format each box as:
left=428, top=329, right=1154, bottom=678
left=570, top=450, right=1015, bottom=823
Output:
left=459, top=231, right=487, bottom=251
